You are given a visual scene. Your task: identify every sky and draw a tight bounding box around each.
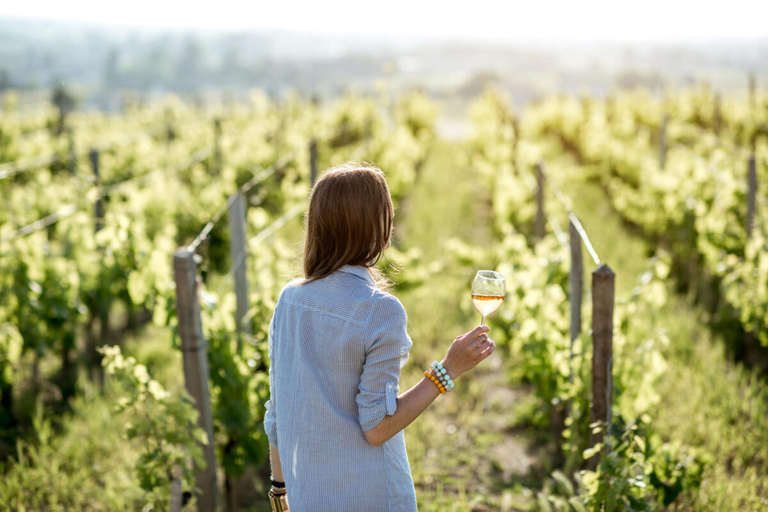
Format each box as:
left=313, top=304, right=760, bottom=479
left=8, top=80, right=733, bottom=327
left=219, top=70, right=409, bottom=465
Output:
left=2, top=0, right=768, bottom=42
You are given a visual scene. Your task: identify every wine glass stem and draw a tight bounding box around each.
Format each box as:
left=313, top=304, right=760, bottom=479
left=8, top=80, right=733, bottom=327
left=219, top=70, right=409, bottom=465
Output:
left=480, top=315, right=486, bottom=326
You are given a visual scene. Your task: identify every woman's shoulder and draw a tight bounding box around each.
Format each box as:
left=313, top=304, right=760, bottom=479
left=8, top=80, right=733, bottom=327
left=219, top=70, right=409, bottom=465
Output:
left=368, top=288, right=408, bottom=324
left=364, top=290, right=411, bottom=349
left=273, top=277, right=305, bottom=304
left=276, top=273, right=407, bottom=323
left=284, top=276, right=306, bottom=290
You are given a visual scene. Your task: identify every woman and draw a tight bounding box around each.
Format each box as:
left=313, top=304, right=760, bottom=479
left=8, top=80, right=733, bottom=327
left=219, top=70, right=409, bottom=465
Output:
left=264, top=163, right=495, bottom=511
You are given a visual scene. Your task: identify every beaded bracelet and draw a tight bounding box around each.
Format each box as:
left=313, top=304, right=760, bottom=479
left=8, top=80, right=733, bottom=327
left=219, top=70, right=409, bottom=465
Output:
left=423, top=362, right=456, bottom=394
left=423, top=369, right=446, bottom=394
left=431, top=361, right=455, bottom=391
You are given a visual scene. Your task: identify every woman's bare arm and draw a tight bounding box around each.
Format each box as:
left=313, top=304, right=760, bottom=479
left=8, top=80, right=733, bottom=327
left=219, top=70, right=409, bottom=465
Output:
left=269, top=443, right=284, bottom=482
left=363, top=375, right=441, bottom=447
left=363, top=325, right=494, bottom=447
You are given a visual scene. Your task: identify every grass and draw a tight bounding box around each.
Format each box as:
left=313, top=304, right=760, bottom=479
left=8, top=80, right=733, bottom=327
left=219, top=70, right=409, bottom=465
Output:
left=0, top=326, right=176, bottom=511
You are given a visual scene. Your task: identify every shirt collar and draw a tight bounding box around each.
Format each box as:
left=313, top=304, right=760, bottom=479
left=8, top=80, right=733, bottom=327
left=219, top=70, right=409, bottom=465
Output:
left=338, top=264, right=375, bottom=285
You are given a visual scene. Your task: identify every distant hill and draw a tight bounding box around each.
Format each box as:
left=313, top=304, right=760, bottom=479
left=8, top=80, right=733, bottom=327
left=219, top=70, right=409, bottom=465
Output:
left=1, top=17, right=766, bottom=109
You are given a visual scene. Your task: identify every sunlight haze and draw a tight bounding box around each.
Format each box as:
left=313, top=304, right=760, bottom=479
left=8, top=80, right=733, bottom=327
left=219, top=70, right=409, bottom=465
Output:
left=3, top=0, right=768, bottom=40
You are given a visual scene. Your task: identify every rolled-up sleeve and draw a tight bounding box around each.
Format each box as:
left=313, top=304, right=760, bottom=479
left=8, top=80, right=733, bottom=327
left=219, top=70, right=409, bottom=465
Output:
left=356, top=295, right=413, bottom=432
left=264, top=312, right=279, bottom=447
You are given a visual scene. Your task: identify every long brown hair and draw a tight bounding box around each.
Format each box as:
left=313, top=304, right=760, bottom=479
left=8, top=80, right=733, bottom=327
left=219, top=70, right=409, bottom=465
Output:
left=303, top=162, right=393, bottom=288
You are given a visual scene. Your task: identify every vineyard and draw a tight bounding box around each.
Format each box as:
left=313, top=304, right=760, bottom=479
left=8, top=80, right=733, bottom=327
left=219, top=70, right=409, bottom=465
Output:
left=0, top=84, right=766, bottom=511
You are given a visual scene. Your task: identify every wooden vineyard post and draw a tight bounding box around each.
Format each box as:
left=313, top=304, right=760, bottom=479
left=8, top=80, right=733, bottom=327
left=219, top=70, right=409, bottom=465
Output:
left=58, top=126, right=79, bottom=395
left=213, top=117, right=222, bottom=175
left=275, top=101, right=285, bottom=159
left=744, top=153, right=759, bottom=365
left=173, top=250, right=218, bottom=512
left=228, top=192, right=251, bottom=351
left=747, top=153, right=757, bottom=239
left=67, top=128, right=76, bottom=175
left=511, top=117, right=520, bottom=175
left=569, top=218, right=583, bottom=381
left=535, top=161, right=545, bottom=242
left=166, top=117, right=176, bottom=146
left=170, top=469, right=182, bottom=512
left=714, top=93, right=722, bottom=137
left=90, top=149, right=104, bottom=233
left=310, top=138, right=318, bottom=186
left=88, top=147, right=107, bottom=385
left=659, top=114, right=668, bottom=170
left=588, top=264, right=615, bottom=470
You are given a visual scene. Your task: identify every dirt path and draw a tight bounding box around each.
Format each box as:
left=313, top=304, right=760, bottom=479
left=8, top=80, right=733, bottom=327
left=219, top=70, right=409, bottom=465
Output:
left=396, top=139, right=539, bottom=511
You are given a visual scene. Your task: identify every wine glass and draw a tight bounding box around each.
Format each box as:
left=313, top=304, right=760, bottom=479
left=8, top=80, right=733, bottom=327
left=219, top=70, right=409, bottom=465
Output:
left=471, top=270, right=506, bottom=326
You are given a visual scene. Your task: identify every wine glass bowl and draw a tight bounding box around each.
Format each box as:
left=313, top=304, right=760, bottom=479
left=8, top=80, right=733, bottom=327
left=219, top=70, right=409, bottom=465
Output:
left=471, top=270, right=506, bottom=325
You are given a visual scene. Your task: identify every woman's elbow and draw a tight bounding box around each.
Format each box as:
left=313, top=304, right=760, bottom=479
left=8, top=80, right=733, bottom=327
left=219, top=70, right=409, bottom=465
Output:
left=363, top=425, right=389, bottom=447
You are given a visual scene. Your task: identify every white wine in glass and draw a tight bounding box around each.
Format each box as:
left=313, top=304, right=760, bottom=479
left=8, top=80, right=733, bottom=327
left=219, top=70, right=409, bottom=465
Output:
left=472, top=270, right=506, bottom=325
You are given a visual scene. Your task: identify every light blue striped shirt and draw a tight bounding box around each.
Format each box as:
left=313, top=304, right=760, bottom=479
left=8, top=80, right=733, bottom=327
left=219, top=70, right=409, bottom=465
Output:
left=264, top=264, right=418, bottom=511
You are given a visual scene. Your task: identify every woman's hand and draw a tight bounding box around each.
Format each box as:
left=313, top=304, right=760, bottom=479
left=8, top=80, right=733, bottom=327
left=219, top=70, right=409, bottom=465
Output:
left=441, top=326, right=494, bottom=380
